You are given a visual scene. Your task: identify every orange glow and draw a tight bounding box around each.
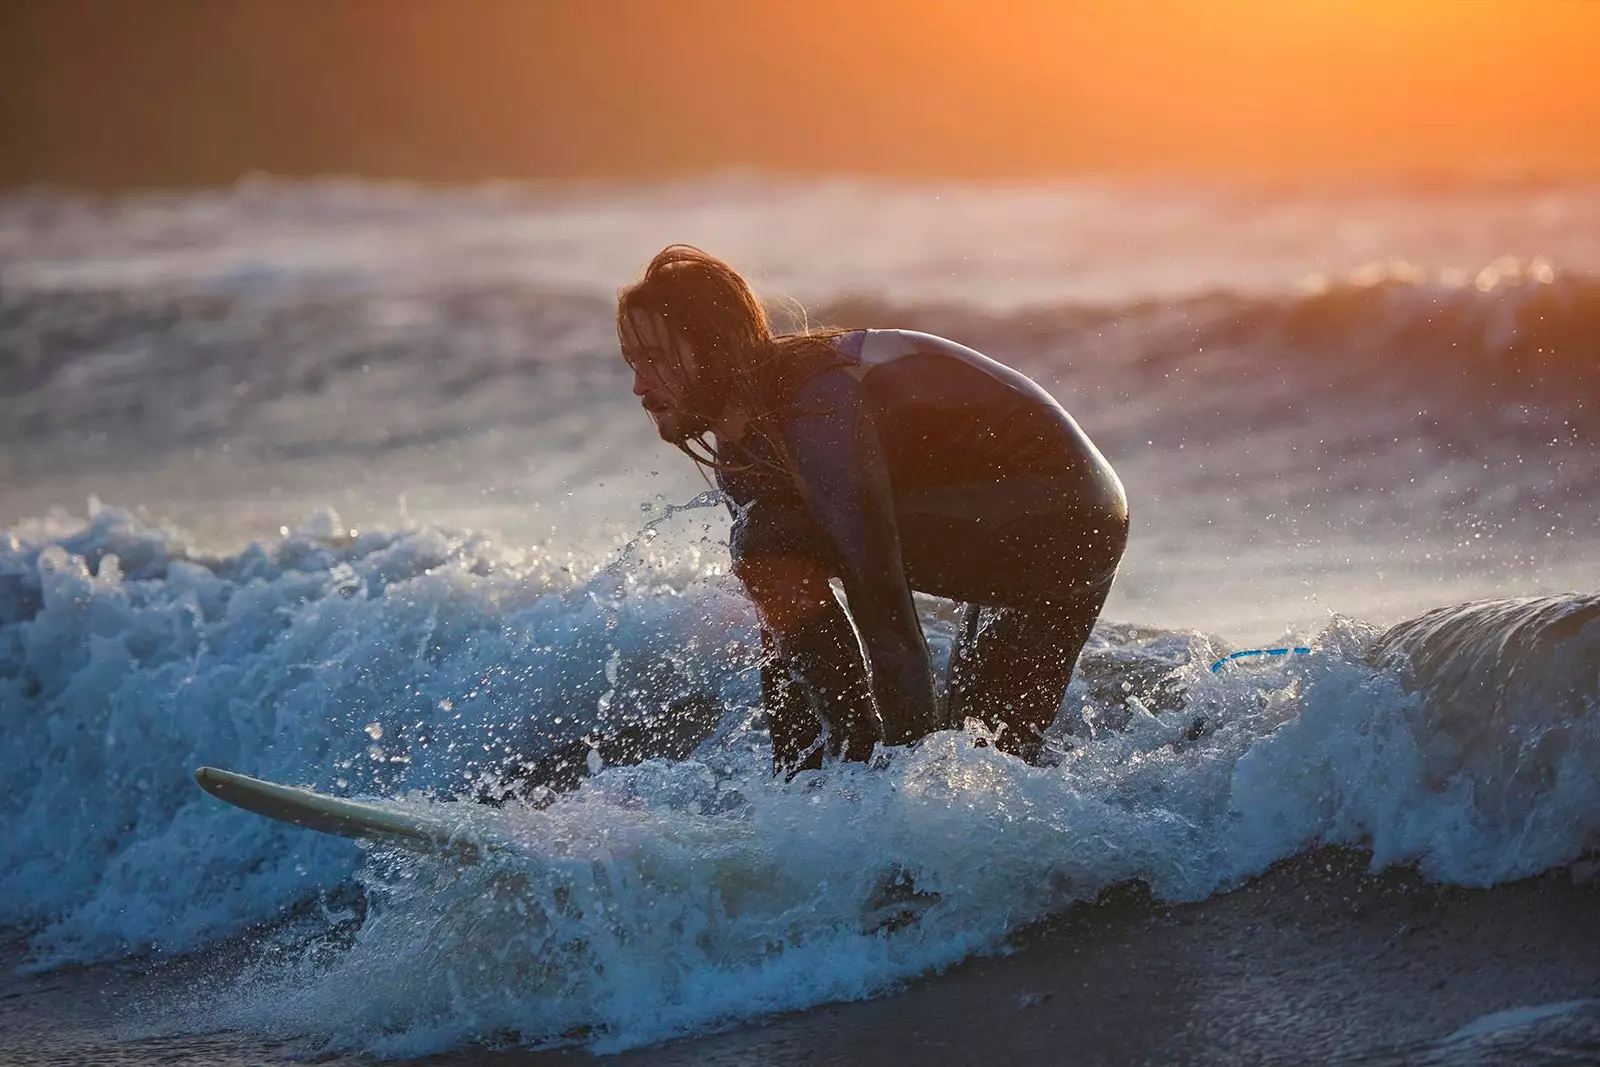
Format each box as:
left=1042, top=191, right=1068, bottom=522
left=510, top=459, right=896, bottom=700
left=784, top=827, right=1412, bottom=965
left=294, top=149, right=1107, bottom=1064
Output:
left=1046, top=1, right=1600, bottom=174
left=4, top=0, right=1599, bottom=187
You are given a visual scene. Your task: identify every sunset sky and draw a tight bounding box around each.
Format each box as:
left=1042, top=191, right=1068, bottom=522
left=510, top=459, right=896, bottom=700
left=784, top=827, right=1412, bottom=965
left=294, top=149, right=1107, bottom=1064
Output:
left=4, top=0, right=1599, bottom=188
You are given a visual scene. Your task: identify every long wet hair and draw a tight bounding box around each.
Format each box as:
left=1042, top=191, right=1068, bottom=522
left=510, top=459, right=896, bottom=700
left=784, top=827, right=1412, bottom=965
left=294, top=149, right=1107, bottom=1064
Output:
left=617, top=245, right=847, bottom=472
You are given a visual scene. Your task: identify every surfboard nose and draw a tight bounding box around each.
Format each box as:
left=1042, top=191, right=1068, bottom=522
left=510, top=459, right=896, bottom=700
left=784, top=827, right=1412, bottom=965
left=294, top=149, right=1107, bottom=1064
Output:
left=194, top=766, right=230, bottom=798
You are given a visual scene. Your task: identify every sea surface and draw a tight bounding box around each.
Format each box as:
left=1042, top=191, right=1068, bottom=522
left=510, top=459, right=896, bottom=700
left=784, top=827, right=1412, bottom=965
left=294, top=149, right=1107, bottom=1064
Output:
left=1, top=175, right=1597, bottom=1062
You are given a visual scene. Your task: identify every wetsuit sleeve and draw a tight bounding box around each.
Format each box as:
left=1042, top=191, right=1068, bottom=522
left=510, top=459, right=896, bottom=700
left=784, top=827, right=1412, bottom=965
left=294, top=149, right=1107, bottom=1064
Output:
left=784, top=369, right=937, bottom=744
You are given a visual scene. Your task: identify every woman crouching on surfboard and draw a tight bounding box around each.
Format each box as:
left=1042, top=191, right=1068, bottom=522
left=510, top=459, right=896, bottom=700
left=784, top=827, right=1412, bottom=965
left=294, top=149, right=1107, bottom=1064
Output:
left=618, top=245, right=1128, bottom=773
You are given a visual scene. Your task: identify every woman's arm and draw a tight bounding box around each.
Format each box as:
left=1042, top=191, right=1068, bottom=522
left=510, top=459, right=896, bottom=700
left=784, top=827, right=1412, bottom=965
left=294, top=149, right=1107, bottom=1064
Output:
left=784, top=369, right=938, bottom=745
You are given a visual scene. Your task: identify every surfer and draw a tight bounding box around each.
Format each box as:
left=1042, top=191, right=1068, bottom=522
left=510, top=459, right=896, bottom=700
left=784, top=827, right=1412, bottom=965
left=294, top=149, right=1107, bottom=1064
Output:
left=619, top=246, right=1128, bottom=772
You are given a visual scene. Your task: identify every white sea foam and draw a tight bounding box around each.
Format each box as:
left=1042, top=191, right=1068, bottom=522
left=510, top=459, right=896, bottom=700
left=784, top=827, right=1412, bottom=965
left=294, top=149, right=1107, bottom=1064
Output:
left=198, top=599, right=1598, bottom=1056
left=8, top=508, right=1594, bottom=1054
left=0, top=502, right=753, bottom=963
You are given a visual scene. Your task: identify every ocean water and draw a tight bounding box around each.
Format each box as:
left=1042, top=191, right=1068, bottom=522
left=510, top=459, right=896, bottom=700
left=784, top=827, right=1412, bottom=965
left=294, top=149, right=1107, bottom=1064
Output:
left=1, top=176, right=1597, bottom=1058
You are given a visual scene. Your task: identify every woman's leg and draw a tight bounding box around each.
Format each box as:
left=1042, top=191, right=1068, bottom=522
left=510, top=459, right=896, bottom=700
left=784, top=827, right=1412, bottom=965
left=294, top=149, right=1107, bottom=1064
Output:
left=904, top=503, right=1127, bottom=762
left=944, top=579, right=1112, bottom=763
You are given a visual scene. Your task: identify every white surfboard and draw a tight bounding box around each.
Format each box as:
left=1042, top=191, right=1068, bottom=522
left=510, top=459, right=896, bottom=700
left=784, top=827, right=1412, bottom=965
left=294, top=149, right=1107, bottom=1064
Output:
left=194, top=766, right=499, bottom=863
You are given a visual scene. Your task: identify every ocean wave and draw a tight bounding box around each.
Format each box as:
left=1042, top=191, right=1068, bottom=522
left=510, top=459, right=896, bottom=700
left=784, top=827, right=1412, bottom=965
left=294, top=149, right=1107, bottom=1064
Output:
left=2, top=505, right=1596, bottom=1054
left=6, top=266, right=1598, bottom=473
left=0, top=501, right=751, bottom=961
left=1182, top=265, right=1600, bottom=408
left=825, top=264, right=1600, bottom=408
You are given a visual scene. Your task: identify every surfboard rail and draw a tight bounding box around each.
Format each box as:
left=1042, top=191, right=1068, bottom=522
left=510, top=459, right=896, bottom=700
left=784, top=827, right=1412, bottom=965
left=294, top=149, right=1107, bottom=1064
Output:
left=194, top=766, right=494, bottom=863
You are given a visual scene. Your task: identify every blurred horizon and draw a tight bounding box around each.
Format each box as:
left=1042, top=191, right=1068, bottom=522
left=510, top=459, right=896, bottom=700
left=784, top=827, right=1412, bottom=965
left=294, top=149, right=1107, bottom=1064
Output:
left=4, top=0, right=1600, bottom=192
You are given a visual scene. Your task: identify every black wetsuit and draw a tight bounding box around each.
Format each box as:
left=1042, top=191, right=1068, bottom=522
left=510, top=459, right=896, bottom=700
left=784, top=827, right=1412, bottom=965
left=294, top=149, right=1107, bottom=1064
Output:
left=716, top=329, right=1128, bottom=771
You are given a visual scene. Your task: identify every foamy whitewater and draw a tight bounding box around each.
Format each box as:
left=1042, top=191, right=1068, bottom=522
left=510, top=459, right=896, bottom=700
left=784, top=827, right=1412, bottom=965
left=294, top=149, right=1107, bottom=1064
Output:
left=1, top=176, right=1597, bottom=1057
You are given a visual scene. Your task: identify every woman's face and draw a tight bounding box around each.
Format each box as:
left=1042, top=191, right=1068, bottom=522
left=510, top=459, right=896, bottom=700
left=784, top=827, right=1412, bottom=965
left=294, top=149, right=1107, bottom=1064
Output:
left=619, top=307, right=705, bottom=444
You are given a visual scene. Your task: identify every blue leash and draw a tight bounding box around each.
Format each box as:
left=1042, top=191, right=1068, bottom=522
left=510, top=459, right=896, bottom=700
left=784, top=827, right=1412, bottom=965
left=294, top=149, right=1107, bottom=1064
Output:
left=1209, top=646, right=1313, bottom=673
